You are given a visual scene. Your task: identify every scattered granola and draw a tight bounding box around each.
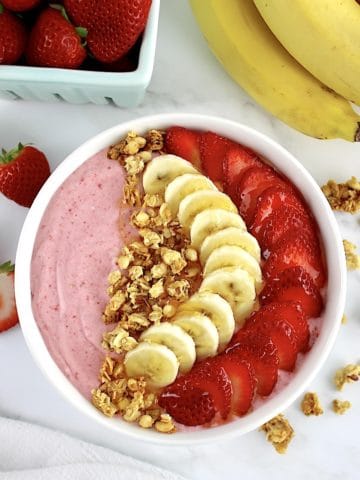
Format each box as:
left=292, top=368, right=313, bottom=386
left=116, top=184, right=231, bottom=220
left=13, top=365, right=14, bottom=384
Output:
left=301, top=392, right=324, bottom=416
left=343, top=239, right=360, bottom=271
left=341, top=314, right=347, bottom=325
left=334, top=364, right=360, bottom=391
left=332, top=399, right=351, bottom=415
left=260, top=414, right=294, bottom=454
left=321, top=176, right=360, bottom=213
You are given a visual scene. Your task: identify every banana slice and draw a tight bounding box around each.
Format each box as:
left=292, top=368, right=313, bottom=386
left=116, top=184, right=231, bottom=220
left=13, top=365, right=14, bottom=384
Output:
left=124, top=342, right=179, bottom=388
left=200, top=227, right=261, bottom=265
left=190, top=209, right=246, bottom=251
left=199, top=267, right=256, bottom=325
left=178, top=190, right=238, bottom=230
left=142, top=155, right=198, bottom=194
left=173, top=311, right=219, bottom=360
left=204, top=245, right=262, bottom=292
left=140, top=322, right=196, bottom=374
left=177, top=292, right=235, bottom=347
left=165, top=173, right=217, bottom=216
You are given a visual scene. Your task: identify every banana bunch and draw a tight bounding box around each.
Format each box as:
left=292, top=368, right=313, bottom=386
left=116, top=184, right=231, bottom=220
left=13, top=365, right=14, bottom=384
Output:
left=124, top=155, right=262, bottom=388
left=189, top=0, right=360, bottom=142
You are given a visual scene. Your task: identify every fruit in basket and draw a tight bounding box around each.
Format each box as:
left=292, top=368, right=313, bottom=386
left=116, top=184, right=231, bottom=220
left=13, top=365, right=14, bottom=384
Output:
left=0, top=261, right=18, bottom=333
left=0, top=144, right=50, bottom=207
left=26, top=7, right=87, bottom=68
left=64, top=0, right=152, bottom=63
left=2, top=0, right=40, bottom=12
left=0, top=5, right=27, bottom=64
left=253, top=0, right=360, bottom=107
left=189, top=0, right=360, bottom=141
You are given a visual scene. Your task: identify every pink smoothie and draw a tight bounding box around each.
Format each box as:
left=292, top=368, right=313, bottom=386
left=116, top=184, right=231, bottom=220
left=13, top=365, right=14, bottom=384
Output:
left=31, top=149, right=135, bottom=398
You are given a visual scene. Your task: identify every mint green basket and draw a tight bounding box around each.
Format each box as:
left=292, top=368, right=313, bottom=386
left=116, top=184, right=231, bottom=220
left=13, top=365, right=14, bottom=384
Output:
left=0, top=0, right=160, bottom=107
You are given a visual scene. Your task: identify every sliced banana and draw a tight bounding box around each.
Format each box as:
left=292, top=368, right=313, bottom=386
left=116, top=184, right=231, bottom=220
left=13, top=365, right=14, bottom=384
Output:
left=204, top=245, right=263, bottom=292
left=173, top=311, right=219, bottom=360
left=142, top=155, right=198, bottom=194
left=199, top=267, right=256, bottom=325
left=165, top=173, right=217, bottom=216
left=140, top=322, right=196, bottom=374
left=178, top=190, right=238, bottom=230
left=177, top=292, right=235, bottom=347
left=200, top=227, right=261, bottom=265
left=190, top=209, right=246, bottom=251
left=124, top=342, right=179, bottom=388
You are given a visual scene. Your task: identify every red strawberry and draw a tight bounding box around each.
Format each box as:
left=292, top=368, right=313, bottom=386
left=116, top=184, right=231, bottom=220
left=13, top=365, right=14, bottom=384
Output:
left=236, top=166, right=287, bottom=224
left=159, top=385, right=215, bottom=426
left=263, top=231, right=326, bottom=288
left=0, top=261, right=19, bottom=333
left=199, top=131, right=237, bottom=184
left=165, top=127, right=201, bottom=169
left=245, top=312, right=299, bottom=371
left=2, top=0, right=40, bottom=12
left=0, top=6, right=27, bottom=65
left=217, top=354, right=256, bottom=416
left=252, top=205, right=315, bottom=255
left=227, top=329, right=279, bottom=396
left=260, top=266, right=323, bottom=318
left=250, top=185, right=305, bottom=236
left=223, top=146, right=262, bottom=201
left=248, top=302, right=310, bottom=353
left=26, top=7, right=86, bottom=68
left=64, top=0, right=152, bottom=63
left=0, top=144, right=50, bottom=207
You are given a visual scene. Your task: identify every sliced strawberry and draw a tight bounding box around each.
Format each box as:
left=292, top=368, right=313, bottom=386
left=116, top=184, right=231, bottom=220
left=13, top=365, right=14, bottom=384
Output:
left=223, top=146, right=262, bottom=201
left=260, top=266, right=323, bottom=318
left=199, top=131, right=237, bottom=183
left=236, top=166, right=287, bottom=224
left=165, top=126, right=201, bottom=169
left=249, top=302, right=310, bottom=352
left=252, top=205, right=316, bottom=255
left=159, top=384, right=215, bottom=426
left=217, top=354, right=256, bottom=416
left=263, top=231, right=326, bottom=288
left=245, top=312, right=298, bottom=371
left=0, top=261, right=19, bottom=333
left=250, top=185, right=305, bottom=235
left=226, top=334, right=279, bottom=396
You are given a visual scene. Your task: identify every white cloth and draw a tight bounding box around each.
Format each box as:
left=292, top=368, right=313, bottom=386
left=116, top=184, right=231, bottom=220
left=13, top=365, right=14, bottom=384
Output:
left=0, top=417, right=187, bottom=480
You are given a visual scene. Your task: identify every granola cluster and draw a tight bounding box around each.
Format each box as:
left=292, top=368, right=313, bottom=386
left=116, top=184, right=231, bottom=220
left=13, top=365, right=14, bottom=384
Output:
left=260, top=414, right=294, bottom=454
left=332, top=399, right=351, bottom=415
left=301, top=392, right=323, bottom=416
left=334, top=364, right=360, bottom=391
left=343, top=239, right=360, bottom=271
left=91, top=357, right=175, bottom=432
left=321, top=176, right=360, bottom=213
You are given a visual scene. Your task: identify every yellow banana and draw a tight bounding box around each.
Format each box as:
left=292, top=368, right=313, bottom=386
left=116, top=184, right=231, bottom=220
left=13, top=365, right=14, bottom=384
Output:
left=253, top=0, right=360, bottom=107
left=189, top=0, right=360, bottom=141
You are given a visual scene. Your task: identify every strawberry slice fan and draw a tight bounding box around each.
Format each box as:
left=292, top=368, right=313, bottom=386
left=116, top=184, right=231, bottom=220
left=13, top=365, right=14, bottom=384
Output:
left=162, top=126, right=326, bottom=427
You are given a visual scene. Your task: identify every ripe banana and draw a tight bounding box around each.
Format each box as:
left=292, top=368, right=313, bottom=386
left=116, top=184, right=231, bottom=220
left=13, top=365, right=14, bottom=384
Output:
left=190, top=0, right=360, bottom=141
left=253, top=0, right=360, bottom=107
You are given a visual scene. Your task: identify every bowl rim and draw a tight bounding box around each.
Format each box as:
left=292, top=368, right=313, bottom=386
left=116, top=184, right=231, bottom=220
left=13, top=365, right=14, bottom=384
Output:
left=0, top=0, right=160, bottom=88
left=15, top=113, right=347, bottom=446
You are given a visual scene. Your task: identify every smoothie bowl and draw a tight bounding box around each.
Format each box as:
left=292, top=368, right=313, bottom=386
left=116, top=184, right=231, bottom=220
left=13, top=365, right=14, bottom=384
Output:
left=15, top=114, right=346, bottom=445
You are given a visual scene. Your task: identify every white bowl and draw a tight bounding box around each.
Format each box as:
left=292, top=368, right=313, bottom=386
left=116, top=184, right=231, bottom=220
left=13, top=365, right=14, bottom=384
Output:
left=15, top=113, right=346, bottom=445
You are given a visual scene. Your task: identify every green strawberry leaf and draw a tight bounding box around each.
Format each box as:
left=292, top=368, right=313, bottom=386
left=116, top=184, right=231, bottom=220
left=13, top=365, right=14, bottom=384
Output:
left=0, top=261, right=15, bottom=274
left=0, top=143, right=24, bottom=165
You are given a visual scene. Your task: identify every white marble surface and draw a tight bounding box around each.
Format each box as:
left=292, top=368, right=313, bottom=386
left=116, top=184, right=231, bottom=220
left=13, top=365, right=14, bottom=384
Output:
left=1, top=1, right=360, bottom=478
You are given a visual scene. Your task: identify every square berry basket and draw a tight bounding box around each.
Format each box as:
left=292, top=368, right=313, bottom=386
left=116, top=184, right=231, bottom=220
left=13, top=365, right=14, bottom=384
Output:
left=0, top=0, right=160, bottom=107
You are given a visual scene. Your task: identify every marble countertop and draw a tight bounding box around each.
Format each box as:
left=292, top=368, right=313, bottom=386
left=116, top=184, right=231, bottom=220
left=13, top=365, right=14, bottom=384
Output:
left=0, top=1, right=359, bottom=478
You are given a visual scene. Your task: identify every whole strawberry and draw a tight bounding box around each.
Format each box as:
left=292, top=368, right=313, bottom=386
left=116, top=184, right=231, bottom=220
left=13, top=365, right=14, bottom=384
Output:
left=2, top=0, right=40, bottom=12
left=0, top=144, right=50, bottom=207
left=64, top=0, right=152, bottom=63
left=26, top=7, right=86, bottom=68
left=0, top=5, right=27, bottom=64
left=0, top=261, right=18, bottom=333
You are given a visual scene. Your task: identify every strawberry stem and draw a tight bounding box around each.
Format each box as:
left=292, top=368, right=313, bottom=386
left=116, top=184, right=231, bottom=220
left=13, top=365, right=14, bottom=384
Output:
left=0, top=143, right=23, bottom=165
left=0, top=261, right=14, bottom=273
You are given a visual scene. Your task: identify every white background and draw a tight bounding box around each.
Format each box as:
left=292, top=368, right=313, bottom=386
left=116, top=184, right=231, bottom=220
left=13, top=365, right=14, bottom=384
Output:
left=1, top=1, right=360, bottom=479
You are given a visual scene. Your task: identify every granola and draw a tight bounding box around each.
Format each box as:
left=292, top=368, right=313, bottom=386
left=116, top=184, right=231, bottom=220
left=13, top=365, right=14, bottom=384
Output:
left=260, top=414, right=294, bottom=454
left=334, top=364, right=360, bottom=391
left=332, top=399, right=351, bottom=415
left=321, top=176, right=360, bottom=213
left=343, top=239, right=360, bottom=271
left=301, top=392, right=323, bottom=416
